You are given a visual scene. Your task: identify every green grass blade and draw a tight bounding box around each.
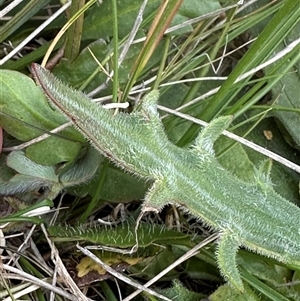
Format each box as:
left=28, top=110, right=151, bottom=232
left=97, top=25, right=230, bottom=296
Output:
left=0, top=0, right=51, bottom=43
left=201, top=0, right=300, bottom=120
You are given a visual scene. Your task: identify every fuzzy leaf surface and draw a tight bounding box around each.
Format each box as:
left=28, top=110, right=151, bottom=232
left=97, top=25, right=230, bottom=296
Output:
left=32, top=64, right=300, bottom=292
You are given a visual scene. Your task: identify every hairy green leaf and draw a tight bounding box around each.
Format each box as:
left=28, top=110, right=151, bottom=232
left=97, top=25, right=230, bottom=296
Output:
left=48, top=222, right=191, bottom=248
left=32, top=64, right=300, bottom=292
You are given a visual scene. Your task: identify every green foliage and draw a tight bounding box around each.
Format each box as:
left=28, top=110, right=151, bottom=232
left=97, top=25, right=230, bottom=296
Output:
left=82, top=0, right=220, bottom=40
left=0, top=199, right=53, bottom=225
left=32, top=63, right=300, bottom=293
left=0, top=0, right=51, bottom=43
left=48, top=221, right=191, bottom=248
left=0, top=147, right=100, bottom=201
left=0, top=0, right=300, bottom=300
left=0, top=69, right=84, bottom=165
left=209, top=283, right=260, bottom=301
left=158, top=280, right=206, bottom=301
left=53, top=39, right=109, bottom=90
left=193, top=115, right=233, bottom=155
left=216, top=232, right=242, bottom=291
